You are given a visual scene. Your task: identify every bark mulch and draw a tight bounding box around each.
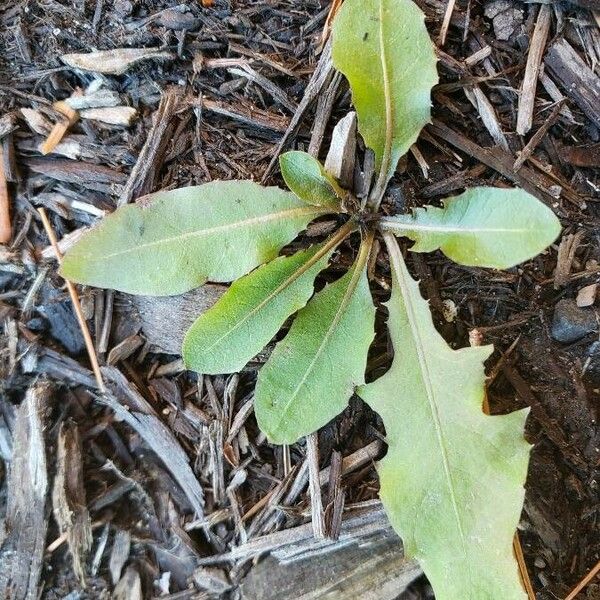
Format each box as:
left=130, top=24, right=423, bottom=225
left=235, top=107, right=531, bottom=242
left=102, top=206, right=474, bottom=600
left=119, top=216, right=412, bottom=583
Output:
left=0, top=1, right=599, bottom=598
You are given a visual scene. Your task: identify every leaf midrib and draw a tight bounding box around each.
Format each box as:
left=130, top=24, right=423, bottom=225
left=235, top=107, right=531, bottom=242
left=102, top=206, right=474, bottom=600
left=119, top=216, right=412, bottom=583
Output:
left=369, top=0, right=394, bottom=206
left=271, top=234, right=372, bottom=437
left=381, top=217, right=530, bottom=235
left=194, top=223, right=353, bottom=356
left=84, top=206, right=327, bottom=261
left=384, top=233, right=467, bottom=556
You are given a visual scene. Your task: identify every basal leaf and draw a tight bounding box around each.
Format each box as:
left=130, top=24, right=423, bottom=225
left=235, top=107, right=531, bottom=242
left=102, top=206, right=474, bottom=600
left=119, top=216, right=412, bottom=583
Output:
left=255, top=234, right=376, bottom=444
left=380, top=187, right=561, bottom=269
left=280, top=151, right=343, bottom=210
left=358, top=233, right=530, bottom=600
left=61, top=181, right=330, bottom=295
left=183, top=223, right=354, bottom=374
left=332, top=0, right=438, bottom=199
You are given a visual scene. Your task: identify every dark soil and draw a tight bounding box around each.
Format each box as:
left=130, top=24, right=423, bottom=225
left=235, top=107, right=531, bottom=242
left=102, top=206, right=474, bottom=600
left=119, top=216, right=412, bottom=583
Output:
left=0, top=1, right=599, bottom=599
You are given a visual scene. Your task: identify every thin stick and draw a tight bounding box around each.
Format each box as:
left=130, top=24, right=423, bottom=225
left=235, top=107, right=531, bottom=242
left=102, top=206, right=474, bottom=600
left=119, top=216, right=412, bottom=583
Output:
left=514, top=99, right=565, bottom=171
left=0, top=146, right=10, bottom=243
left=37, top=208, right=105, bottom=392
left=565, top=559, right=600, bottom=600
left=513, top=534, right=536, bottom=600
left=321, top=0, right=343, bottom=48
left=438, top=0, right=456, bottom=46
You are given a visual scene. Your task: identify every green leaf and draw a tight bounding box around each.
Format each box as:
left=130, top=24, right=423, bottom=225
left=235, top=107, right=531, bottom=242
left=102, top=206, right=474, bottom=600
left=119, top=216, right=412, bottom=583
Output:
left=380, top=187, right=561, bottom=269
left=332, top=0, right=438, bottom=199
left=358, top=233, right=530, bottom=600
left=280, top=151, right=344, bottom=210
left=61, top=181, right=330, bottom=295
left=255, top=235, right=376, bottom=444
left=183, top=223, right=354, bottom=374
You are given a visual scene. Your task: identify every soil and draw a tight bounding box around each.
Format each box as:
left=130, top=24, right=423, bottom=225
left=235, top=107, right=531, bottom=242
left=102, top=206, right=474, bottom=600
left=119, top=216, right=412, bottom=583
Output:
left=0, top=1, right=599, bottom=599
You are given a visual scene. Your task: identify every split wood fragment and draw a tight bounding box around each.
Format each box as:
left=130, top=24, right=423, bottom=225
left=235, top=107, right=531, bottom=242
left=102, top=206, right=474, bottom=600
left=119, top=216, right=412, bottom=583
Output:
left=61, top=47, right=175, bottom=75
left=516, top=4, right=552, bottom=136
left=118, top=88, right=183, bottom=206
left=545, top=39, right=600, bottom=128
left=0, top=382, right=51, bottom=600
left=52, top=422, right=92, bottom=585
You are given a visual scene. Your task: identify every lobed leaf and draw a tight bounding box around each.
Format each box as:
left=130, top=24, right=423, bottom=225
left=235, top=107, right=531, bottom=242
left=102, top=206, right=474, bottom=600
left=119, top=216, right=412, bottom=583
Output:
left=359, top=233, right=531, bottom=600
left=255, top=235, right=376, bottom=444
left=61, top=181, right=330, bottom=295
left=280, top=151, right=344, bottom=210
left=380, top=187, right=561, bottom=268
left=183, top=224, right=353, bottom=374
left=332, top=0, right=438, bottom=196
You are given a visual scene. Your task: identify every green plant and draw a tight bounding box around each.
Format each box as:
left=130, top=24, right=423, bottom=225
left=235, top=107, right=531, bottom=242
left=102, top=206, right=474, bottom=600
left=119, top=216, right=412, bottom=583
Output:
left=61, top=0, right=561, bottom=597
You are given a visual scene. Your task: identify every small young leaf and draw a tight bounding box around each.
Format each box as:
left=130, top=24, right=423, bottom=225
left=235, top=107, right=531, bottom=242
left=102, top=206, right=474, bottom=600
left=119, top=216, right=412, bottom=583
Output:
left=61, top=181, right=330, bottom=295
left=183, top=223, right=354, bottom=374
left=280, top=151, right=344, bottom=210
left=380, top=187, right=561, bottom=269
left=255, top=235, right=375, bottom=444
left=332, top=0, right=438, bottom=196
left=359, top=233, right=530, bottom=600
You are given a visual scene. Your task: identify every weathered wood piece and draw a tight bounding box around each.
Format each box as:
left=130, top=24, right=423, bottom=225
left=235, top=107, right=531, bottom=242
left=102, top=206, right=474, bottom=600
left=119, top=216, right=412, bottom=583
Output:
left=61, top=47, right=175, bottom=75
left=130, top=284, right=226, bottom=354
left=25, top=157, right=126, bottom=194
left=241, top=529, right=420, bottom=600
left=324, top=111, right=357, bottom=189
left=201, top=98, right=290, bottom=133
left=52, top=422, right=92, bottom=585
left=516, top=4, right=552, bottom=135
left=118, top=88, right=183, bottom=206
left=0, top=382, right=51, bottom=600
left=545, top=39, right=600, bottom=128
left=198, top=503, right=398, bottom=564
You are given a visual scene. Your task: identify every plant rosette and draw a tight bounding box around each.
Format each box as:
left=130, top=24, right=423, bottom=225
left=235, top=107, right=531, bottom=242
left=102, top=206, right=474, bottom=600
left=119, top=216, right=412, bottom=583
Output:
left=61, top=0, right=561, bottom=597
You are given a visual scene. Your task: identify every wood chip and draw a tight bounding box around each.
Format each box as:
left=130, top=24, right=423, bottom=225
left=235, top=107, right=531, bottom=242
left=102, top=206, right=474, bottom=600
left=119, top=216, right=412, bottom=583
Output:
left=41, top=101, right=79, bottom=155
left=80, top=106, right=138, bottom=126
left=558, top=143, right=600, bottom=168
left=516, top=5, right=552, bottom=136
left=118, top=87, right=182, bottom=206
left=464, top=85, right=508, bottom=150
left=241, top=528, right=419, bottom=600
left=109, top=530, right=131, bottom=585
left=306, top=432, right=325, bottom=539
left=19, top=107, right=52, bottom=135
left=0, top=382, right=51, bottom=600
left=324, top=111, right=357, bottom=189
left=26, top=157, right=126, bottom=193
left=554, top=231, right=585, bottom=289
left=113, top=566, right=142, bottom=600
left=52, top=422, right=92, bottom=585
left=61, top=47, right=175, bottom=75
left=201, top=97, right=290, bottom=134
left=545, top=39, right=600, bottom=128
